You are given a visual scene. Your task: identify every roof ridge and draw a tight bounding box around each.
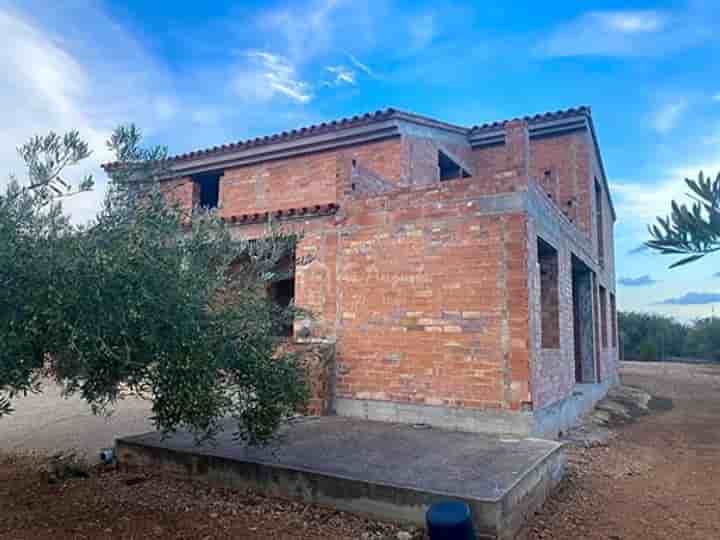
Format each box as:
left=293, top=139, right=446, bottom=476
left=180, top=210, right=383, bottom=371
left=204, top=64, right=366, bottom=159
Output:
left=102, top=105, right=592, bottom=171
left=103, top=108, right=399, bottom=170
left=470, top=106, right=590, bottom=133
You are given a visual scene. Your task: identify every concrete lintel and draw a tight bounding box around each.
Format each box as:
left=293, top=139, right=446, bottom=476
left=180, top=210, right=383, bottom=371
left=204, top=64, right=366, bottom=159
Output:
left=468, top=191, right=527, bottom=216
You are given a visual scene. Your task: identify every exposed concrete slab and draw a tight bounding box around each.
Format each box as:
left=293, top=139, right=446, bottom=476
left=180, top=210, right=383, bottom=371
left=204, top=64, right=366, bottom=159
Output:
left=117, top=417, right=564, bottom=540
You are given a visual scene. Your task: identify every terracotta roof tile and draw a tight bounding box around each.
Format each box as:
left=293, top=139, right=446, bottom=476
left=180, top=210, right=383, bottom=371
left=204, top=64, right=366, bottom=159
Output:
left=469, top=106, right=590, bottom=134
left=102, top=106, right=591, bottom=171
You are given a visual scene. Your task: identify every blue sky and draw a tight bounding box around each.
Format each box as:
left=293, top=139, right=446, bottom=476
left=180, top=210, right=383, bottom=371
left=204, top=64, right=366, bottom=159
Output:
left=2, top=0, right=720, bottom=319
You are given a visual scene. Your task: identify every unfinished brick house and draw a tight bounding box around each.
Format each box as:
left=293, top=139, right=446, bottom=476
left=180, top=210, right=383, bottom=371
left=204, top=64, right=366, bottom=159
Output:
left=109, top=106, right=619, bottom=438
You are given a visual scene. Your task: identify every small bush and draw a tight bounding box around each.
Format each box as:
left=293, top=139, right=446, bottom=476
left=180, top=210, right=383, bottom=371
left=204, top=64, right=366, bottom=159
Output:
left=638, top=341, right=658, bottom=362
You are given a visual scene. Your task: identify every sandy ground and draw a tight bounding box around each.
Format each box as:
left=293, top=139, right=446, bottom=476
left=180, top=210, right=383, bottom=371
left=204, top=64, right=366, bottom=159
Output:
left=0, top=381, right=153, bottom=460
left=1, top=362, right=719, bottom=539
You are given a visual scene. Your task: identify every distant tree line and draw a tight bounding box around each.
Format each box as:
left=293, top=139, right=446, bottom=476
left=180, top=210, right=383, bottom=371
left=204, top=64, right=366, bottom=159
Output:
left=619, top=311, right=720, bottom=362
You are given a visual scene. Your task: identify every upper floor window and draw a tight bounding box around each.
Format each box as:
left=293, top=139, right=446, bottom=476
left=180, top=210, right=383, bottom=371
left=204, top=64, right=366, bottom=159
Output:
left=594, top=178, right=605, bottom=267
left=439, top=150, right=470, bottom=181
left=193, top=171, right=221, bottom=209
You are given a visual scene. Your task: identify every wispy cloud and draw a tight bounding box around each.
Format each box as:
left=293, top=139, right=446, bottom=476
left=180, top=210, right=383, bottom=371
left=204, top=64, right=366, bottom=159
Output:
left=0, top=4, right=172, bottom=222
left=612, top=177, right=687, bottom=222
left=257, top=0, right=336, bottom=60
left=612, top=153, right=720, bottom=225
left=324, top=65, right=356, bottom=86
left=538, top=9, right=669, bottom=57
left=596, top=11, right=668, bottom=33
left=234, top=51, right=313, bottom=104
left=536, top=5, right=720, bottom=58
left=656, top=292, right=720, bottom=305
left=619, top=275, right=658, bottom=287
left=349, top=55, right=378, bottom=78
left=652, top=99, right=688, bottom=133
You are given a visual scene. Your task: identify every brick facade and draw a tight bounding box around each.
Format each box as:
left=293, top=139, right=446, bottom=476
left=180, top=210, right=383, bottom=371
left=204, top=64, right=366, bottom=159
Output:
left=113, top=107, right=618, bottom=434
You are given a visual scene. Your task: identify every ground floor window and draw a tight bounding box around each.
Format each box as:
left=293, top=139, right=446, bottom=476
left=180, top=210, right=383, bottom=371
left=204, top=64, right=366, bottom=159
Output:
left=610, top=292, right=618, bottom=348
left=267, top=253, right=295, bottom=337
left=599, top=285, right=608, bottom=349
left=538, top=238, right=560, bottom=348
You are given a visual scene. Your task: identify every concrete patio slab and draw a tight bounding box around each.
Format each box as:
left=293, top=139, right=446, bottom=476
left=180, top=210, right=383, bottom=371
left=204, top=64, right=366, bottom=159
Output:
left=116, top=417, right=565, bottom=540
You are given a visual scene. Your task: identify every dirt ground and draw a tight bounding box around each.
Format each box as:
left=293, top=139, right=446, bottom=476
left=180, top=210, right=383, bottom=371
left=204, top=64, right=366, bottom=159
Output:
left=0, top=381, right=153, bottom=459
left=1, top=361, right=718, bottom=539
left=528, top=361, right=720, bottom=539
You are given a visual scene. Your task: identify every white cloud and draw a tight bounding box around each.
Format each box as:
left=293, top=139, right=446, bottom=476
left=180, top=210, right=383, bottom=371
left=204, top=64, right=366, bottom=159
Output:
left=0, top=3, right=174, bottom=223
left=257, top=0, right=344, bottom=64
left=234, top=51, right=313, bottom=104
left=0, top=8, right=107, bottom=221
left=324, top=65, right=356, bottom=86
left=613, top=160, right=720, bottom=223
left=537, top=9, right=678, bottom=57
left=651, top=99, right=688, bottom=134
left=596, top=11, right=667, bottom=33
left=713, top=93, right=720, bottom=102
left=348, top=55, right=378, bottom=78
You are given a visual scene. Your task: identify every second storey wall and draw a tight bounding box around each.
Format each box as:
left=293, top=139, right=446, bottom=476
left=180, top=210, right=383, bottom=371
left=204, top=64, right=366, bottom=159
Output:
left=218, top=138, right=404, bottom=217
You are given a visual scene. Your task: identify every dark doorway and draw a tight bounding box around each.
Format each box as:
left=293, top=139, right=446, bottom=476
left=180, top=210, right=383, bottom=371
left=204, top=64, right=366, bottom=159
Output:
left=571, top=255, right=596, bottom=383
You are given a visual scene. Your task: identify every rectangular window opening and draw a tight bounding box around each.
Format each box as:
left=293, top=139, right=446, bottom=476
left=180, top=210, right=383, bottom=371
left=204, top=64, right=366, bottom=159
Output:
left=595, top=179, right=605, bottom=267
left=538, top=237, right=560, bottom=349
left=610, top=292, right=618, bottom=348
left=439, top=150, right=470, bottom=181
left=193, top=171, right=221, bottom=209
left=268, top=252, right=296, bottom=338
left=599, top=285, right=608, bottom=349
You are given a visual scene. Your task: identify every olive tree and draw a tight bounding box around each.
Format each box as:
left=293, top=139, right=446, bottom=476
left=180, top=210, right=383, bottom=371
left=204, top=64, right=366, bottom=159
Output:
left=647, top=171, right=720, bottom=267
left=0, top=127, right=308, bottom=444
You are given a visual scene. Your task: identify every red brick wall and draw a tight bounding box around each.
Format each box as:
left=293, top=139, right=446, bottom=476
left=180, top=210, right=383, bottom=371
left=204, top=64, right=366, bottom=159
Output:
left=334, top=182, right=531, bottom=411
left=161, top=176, right=196, bottom=209
left=156, top=119, right=619, bottom=416
left=470, top=122, right=531, bottom=195
left=529, top=132, right=593, bottom=236
left=218, top=138, right=403, bottom=218
left=222, top=179, right=533, bottom=413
